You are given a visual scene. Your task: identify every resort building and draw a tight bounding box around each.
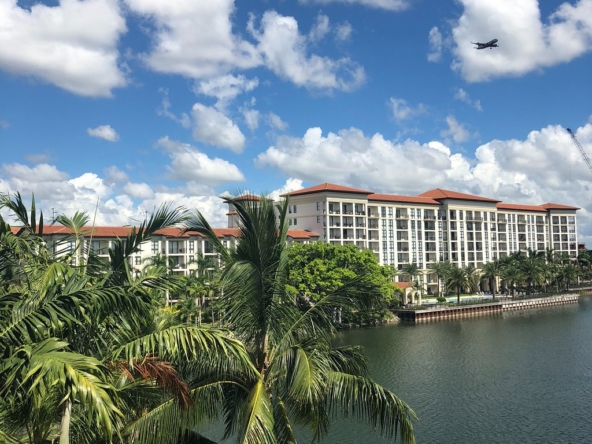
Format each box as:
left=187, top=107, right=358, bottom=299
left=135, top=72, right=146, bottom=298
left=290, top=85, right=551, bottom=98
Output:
left=279, top=183, right=580, bottom=294
left=13, top=182, right=579, bottom=296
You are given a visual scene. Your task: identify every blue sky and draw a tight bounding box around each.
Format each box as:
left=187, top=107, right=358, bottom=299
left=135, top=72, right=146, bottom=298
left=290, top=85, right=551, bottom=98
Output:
left=1, top=0, right=592, bottom=240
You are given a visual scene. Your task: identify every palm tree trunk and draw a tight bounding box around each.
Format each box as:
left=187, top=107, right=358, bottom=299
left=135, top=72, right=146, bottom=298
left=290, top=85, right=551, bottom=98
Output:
left=59, top=398, right=72, bottom=444
left=457, top=287, right=460, bottom=304
left=491, top=278, right=496, bottom=301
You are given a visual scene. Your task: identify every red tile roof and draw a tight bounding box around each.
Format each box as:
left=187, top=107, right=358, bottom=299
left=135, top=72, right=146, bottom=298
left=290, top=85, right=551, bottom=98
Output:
left=418, top=188, right=501, bottom=203
left=234, top=194, right=261, bottom=201
left=368, top=193, right=440, bottom=205
left=394, top=282, right=413, bottom=289
left=286, top=229, right=320, bottom=239
left=226, top=211, right=237, bottom=216
left=284, top=183, right=373, bottom=197
left=212, top=228, right=240, bottom=237
left=496, top=203, right=547, bottom=213
left=542, top=203, right=580, bottom=211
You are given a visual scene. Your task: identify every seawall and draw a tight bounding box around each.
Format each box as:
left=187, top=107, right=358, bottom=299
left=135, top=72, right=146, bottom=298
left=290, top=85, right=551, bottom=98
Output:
left=396, top=294, right=580, bottom=323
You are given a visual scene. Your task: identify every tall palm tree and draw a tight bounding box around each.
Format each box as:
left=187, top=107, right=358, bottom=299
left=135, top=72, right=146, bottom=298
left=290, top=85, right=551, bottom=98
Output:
left=0, top=195, right=255, bottom=444
left=428, top=261, right=451, bottom=298
left=481, top=260, right=502, bottom=300
left=446, top=266, right=469, bottom=304
left=519, top=255, right=544, bottom=295
left=500, top=265, right=523, bottom=298
left=185, top=193, right=416, bottom=444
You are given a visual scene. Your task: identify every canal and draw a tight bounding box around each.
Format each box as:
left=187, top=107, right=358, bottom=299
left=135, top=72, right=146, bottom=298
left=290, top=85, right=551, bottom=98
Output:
left=323, top=297, right=592, bottom=443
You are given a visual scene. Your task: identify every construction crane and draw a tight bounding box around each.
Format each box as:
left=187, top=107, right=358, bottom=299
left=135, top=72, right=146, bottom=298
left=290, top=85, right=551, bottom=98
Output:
left=567, top=127, right=592, bottom=174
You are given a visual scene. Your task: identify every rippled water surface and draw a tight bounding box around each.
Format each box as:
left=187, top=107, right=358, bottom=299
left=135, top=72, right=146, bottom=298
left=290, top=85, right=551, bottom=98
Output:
left=324, top=298, right=592, bottom=444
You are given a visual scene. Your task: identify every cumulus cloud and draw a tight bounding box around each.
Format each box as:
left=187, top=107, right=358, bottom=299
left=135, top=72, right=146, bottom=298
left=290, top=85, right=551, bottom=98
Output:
left=158, top=89, right=191, bottom=128
left=87, top=125, right=119, bottom=142
left=427, top=26, right=443, bottom=62
left=104, top=166, right=129, bottom=184
left=191, top=104, right=245, bottom=152
left=389, top=97, right=426, bottom=123
left=309, top=14, right=331, bottom=42
left=122, top=182, right=154, bottom=200
left=0, top=0, right=127, bottom=97
left=194, top=74, right=259, bottom=109
left=157, top=136, right=245, bottom=186
left=247, top=11, right=365, bottom=92
left=299, top=0, right=409, bottom=11
left=335, top=22, right=353, bottom=42
left=440, top=116, right=474, bottom=143
left=242, top=108, right=260, bottom=130
left=268, top=178, right=304, bottom=201
left=267, top=113, right=289, bottom=131
left=125, top=0, right=260, bottom=78
left=453, top=88, right=482, bottom=111
left=451, top=0, right=592, bottom=82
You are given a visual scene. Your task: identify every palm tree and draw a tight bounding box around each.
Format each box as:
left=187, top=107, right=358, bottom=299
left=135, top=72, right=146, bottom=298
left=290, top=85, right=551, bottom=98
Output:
left=428, top=261, right=451, bottom=298
left=500, top=265, right=523, bottom=298
left=481, top=260, right=502, bottom=300
left=560, top=264, right=580, bottom=291
left=446, top=266, right=469, bottom=304
left=0, top=194, right=255, bottom=444
left=185, top=193, right=416, bottom=444
left=519, top=254, right=544, bottom=295
left=464, top=264, right=481, bottom=294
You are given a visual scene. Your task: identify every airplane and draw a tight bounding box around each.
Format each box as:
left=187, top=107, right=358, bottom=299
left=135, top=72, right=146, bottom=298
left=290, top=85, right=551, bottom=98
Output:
left=471, top=39, right=498, bottom=49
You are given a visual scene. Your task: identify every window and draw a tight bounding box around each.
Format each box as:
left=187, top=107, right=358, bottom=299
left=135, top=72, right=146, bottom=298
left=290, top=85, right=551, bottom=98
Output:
left=189, top=240, right=194, bottom=253
left=416, top=208, right=421, bottom=219
left=388, top=207, right=393, bottom=217
left=151, top=241, right=159, bottom=254
left=293, top=205, right=297, bottom=213
left=135, top=256, right=141, bottom=265
left=289, top=219, right=292, bottom=226
left=316, top=202, right=320, bottom=211
left=317, top=216, right=321, bottom=223
left=91, top=240, right=101, bottom=254
left=293, top=218, right=297, bottom=225
left=381, top=207, right=387, bottom=217
left=169, top=241, right=179, bottom=254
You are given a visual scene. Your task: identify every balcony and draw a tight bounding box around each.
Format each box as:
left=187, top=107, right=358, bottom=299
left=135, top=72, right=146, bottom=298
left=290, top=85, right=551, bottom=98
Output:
left=498, top=218, right=507, bottom=223
left=424, top=215, right=437, bottom=220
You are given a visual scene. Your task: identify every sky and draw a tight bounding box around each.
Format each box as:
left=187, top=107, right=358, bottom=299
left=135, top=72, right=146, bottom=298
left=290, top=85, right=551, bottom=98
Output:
left=1, top=0, right=592, bottom=242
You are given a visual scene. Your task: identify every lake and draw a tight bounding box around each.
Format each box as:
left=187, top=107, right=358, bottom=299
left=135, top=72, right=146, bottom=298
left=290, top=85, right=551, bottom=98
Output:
left=325, top=297, right=592, bottom=443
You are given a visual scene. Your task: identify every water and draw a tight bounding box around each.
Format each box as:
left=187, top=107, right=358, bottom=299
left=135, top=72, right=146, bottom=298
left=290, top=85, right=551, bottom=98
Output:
left=325, top=298, right=592, bottom=444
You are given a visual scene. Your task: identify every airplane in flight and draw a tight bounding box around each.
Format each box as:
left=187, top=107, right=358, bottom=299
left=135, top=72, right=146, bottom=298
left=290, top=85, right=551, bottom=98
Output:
left=471, top=39, right=499, bottom=49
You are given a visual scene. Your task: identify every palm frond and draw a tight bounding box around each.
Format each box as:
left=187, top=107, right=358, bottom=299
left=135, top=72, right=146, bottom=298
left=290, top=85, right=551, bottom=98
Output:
left=235, top=379, right=276, bottom=444
left=324, top=372, right=416, bottom=444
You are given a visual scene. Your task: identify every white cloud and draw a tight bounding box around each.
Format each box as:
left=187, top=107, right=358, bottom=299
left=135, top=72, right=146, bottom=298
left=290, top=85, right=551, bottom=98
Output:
left=104, top=166, right=129, bottom=184
left=194, top=74, right=259, bottom=109
left=0, top=0, right=127, bottom=97
left=25, top=153, right=50, bottom=164
left=247, top=11, right=365, bottom=92
left=389, top=97, right=426, bottom=123
left=309, top=14, right=330, bottom=42
left=242, top=108, right=260, bottom=130
left=451, top=0, right=592, bottom=82
left=0, top=120, right=9, bottom=129
left=157, top=136, right=245, bottom=186
left=335, top=22, right=353, bottom=42
left=122, top=182, right=154, bottom=199
left=440, top=115, right=473, bottom=143
left=87, top=125, right=119, bottom=142
left=268, top=178, right=304, bottom=201
left=125, top=0, right=260, bottom=78
left=427, top=26, right=443, bottom=62
left=158, top=89, right=191, bottom=128
left=453, top=88, right=482, bottom=111
left=299, top=0, right=409, bottom=11
left=267, top=113, right=289, bottom=131
left=191, top=104, right=245, bottom=153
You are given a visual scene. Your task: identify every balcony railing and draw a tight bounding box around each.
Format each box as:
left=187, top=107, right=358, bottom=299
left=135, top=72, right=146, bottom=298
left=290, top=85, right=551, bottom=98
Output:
left=395, top=214, right=409, bottom=219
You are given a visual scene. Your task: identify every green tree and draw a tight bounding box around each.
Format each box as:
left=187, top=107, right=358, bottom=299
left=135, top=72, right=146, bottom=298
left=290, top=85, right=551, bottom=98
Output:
left=481, top=260, right=502, bottom=300
left=464, top=264, right=481, bottom=294
left=446, top=266, right=468, bottom=304
left=0, top=194, right=255, bottom=444
left=428, top=261, right=452, bottom=298
left=185, top=193, right=416, bottom=444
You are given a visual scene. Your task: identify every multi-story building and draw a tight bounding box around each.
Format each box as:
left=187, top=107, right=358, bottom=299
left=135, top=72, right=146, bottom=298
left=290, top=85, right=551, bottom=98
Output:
left=12, top=182, right=579, bottom=294
left=29, top=225, right=319, bottom=277
left=281, top=183, right=580, bottom=293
